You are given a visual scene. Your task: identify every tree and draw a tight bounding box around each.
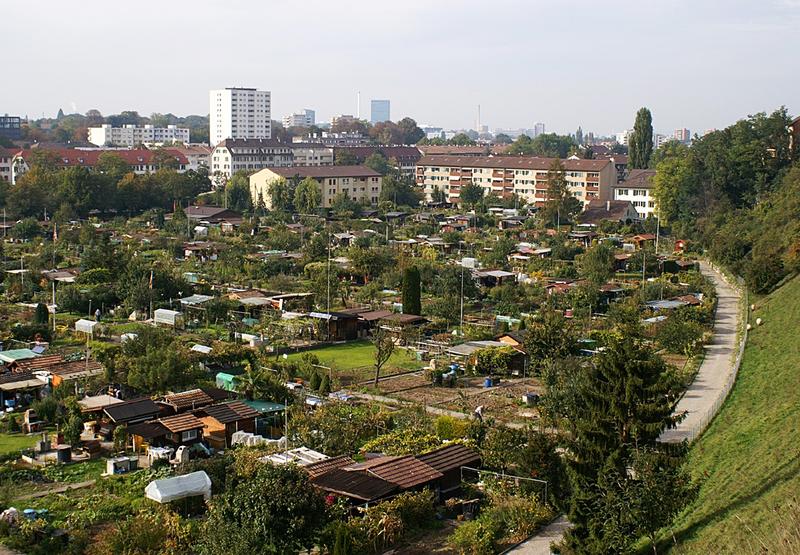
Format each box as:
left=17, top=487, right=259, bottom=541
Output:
left=494, top=133, right=513, bottom=144
left=396, top=117, right=425, bottom=144
left=293, top=176, right=321, bottom=214
left=372, top=327, right=396, bottom=386
left=364, top=152, right=390, bottom=175
left=577, top=243, right=615, bottom=285
left=334, top=149, right=357, bottom=165
left=402, top=266, right=422, bottom=316
left=64, top=414, right=84, bottom=447
left=629, top=107, right=654, bottom=169
left=330, top=192, right=361, bottom=218
left=34, top=303, right=49, bottom=325
left=459, top=182, right=484, bottom=209
left=523, top=308, right=578, bottom=372
left=449, top=133, right=476, bottom=146
left=201, top=463, right=327, bottom=555
left=226, top=171, right=252, bottom=212
left=561, top=332, right=686, bottom=553
left=380, top=174, right=421, bottom=207
left=540, top=159, right=579, bottom=226
left=268, top=177, right=294, bottom=212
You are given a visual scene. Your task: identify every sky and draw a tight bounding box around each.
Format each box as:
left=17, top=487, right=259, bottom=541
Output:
left=2, top=0, right=798, bottom=137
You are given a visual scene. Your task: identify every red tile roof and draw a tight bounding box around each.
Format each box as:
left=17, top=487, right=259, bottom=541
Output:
left=14, top=148, right=188, bottom=167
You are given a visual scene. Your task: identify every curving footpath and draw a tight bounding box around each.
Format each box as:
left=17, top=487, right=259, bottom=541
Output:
left=508, top=261, right=744, bottom=554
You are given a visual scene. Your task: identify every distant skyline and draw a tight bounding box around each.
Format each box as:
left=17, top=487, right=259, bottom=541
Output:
left=1, top=0, right=798, bottom=137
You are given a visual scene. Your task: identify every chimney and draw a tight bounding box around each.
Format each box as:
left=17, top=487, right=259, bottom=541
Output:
left=606, top=200, right=610, bottom=211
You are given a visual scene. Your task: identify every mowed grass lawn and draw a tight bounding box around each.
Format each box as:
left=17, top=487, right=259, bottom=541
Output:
left=0, top=432, right=37, bottom=455
left=284, top=340, right=422, bottom=383
left=664, top=275, right=800, bottom=554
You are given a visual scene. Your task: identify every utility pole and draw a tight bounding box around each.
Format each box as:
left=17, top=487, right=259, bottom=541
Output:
left=52, top=281, right=56, bottom=333
left=459, top=262, right=465, bottom=337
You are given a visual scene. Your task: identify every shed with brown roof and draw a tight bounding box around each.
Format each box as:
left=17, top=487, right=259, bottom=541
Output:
left=346, top=455, right=443, bottom=490
left=194, top=400, right=259, bottom=448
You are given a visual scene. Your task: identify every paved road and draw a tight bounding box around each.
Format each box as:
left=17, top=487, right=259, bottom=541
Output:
left=510, top=262, right=744, bottom=554
left=660, top=261, right=742, bottom=443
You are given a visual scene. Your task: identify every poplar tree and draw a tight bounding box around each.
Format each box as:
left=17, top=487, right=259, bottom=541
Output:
left=629, top=107, right=654, bottom=169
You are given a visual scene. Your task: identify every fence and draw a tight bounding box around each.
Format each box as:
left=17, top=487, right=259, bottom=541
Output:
left=682, top=262, right=749, bottom=443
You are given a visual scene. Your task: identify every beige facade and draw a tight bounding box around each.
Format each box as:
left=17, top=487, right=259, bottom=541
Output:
left=290, top=144, right=334, bottom=166
left=250, top=165, right=382, bottom=210
left=415, top=155, right=615, bottom=207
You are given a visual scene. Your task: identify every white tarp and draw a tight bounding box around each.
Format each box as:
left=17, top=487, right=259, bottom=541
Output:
left=75, top=319, right=99, bottom=334
left=154, top=309, right=183, bottom=326
left=145, top=471, right=211, bottom=503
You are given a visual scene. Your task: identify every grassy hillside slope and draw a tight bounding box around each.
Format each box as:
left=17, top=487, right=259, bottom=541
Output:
left=666, top=275, right=800, bottom=553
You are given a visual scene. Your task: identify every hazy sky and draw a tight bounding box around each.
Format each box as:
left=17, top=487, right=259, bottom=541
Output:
left=2, top=0, right=798, bottom=136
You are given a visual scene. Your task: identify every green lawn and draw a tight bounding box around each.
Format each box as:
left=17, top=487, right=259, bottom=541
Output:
left=664, top=275, right=800, bottom=553
left=283, top=340, right=422, bottom=383
left=0, top=432, right=36, bottom=455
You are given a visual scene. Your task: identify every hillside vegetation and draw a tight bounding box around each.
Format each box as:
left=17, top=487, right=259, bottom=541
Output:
left=665, top=275, right=800, bottom=553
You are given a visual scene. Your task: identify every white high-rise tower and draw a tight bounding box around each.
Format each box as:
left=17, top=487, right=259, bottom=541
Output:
left=209, top=87, right=271, bottom=147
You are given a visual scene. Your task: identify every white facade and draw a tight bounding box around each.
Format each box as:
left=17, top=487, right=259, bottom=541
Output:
left=87, top=124, right=190, bottom=147
left=283, top=109, right=315, bottom=128
left=209, top=87, right=271, bottom=147
left=615, top=129, right=632, bottom=146
left=210, top=139, right=293, bottom=182
left=613, top=169, right=657, bottom=218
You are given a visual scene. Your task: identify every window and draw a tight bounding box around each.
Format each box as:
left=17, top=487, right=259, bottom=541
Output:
left=182, top=430, right=198, bottom=442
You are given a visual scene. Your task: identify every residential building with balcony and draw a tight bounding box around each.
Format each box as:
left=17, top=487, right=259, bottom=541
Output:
left=209, top=87, right=271, bottom=147
left=88, top=124, right=190, bottom=147
left=283, top=109, right=316, bottom=128
left=210, top=138, right=292, bottom=182
left=250, top=165, right=382, bottom=210
left=290, top=143, right=334, bottom=166
left=612, top=169, right=657, bottom=218
left=415, top=155, right=615, bottom=207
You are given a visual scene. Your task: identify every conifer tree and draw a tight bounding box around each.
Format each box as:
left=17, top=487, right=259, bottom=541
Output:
left=561, top=331, right=686, bottom=553
left=401, top=266, right=422, bottom=316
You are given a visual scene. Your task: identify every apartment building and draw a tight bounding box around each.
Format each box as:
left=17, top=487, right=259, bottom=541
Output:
left=292, top=132, right=369, bottom=147
left=88, top=124, right=190, bottom=147
left=415, top=155, right=615, bottom=207
left=0, top=148, right=14, bottom=183
left=171, top=145, right=213, bottom=172
left=290, top=143, right=334, bottom=166
left=210, top=139, right=292, bottom=181
left=9, top=148, right=188, bottom=184
left=612, top=169, right=657, bottom=218
left=209, top=87, right=271, bottom=147
left=0, top=115, right=22, bottom=140
left=283, top=109, right=315, bottom=128
left=250, top=166, right=382, bottom=210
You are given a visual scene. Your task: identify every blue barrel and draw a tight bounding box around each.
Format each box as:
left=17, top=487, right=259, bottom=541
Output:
left=484, top=377, right=493, bottom=388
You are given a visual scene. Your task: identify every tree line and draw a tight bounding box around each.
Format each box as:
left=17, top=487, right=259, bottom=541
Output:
left=1, top=150, right=211, bottom=219
left=652, top=107, right=798, bottom=292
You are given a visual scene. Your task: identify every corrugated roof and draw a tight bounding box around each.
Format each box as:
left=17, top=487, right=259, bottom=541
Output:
left=162, top=389, right=214, bottom=410
left=198, top=400, right=259, bottom=424
left=416, top=444, right=480, bottom=474
left=159, top=413, right=204, bottom=433
left=104, top=398, right=161, bottom=423
left=304, top=455, right=356, bottom=479
left=312, top=468, right=398, bottom=502
left=348, top=456, right=442, bottom=489
left=126, top=421, right=168, bottom=440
